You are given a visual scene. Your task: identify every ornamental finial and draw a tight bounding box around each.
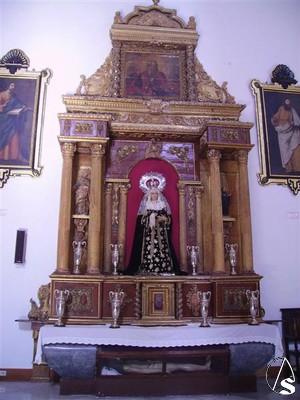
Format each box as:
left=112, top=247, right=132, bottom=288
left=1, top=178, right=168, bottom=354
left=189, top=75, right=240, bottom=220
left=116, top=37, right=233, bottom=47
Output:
left=153, top=0, right=160, bottom=5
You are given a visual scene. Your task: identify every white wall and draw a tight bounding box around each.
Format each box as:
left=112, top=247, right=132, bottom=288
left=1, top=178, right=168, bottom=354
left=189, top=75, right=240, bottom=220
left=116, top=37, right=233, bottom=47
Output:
left=0, top=0, right=299, bottom=368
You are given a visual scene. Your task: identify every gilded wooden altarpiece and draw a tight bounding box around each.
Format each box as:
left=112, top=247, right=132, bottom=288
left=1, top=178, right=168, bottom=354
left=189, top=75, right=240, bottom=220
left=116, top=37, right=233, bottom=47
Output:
left=46, top=1, right=262, bottom=327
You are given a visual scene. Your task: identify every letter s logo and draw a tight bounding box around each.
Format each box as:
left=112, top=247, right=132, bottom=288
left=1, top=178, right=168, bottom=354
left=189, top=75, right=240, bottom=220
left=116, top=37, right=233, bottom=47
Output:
left=279, top=377, right=296, bottom=395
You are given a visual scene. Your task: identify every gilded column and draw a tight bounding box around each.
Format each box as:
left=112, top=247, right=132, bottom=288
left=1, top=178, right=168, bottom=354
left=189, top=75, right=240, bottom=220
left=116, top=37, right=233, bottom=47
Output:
left=237, top=150, right=254, bottom=274
left=103, top=182, right=113, bottom=274
left=86, top=143, right=105, bottom=274
left=207, top=149, right=225, bottom=274
left=195, top=185, right=204, bottom=274
left=177, top=182, right=187, bottom=271
left=56, top=142, right=76, bottom=274
left=118, top=182, right=130, bottom=270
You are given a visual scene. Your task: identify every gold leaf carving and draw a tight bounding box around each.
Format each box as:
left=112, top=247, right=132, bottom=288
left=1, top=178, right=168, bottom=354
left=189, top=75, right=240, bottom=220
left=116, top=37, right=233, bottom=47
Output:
left=168, top=145, right=189, bottom=170
left=85, top=52, right=113, bottom=96
left=195, top=57, right=235, bottom=104
left=74, top=123, right=94, bottom=135
left=145, top=138, right=162, bottom=158
left=128, top=10, right=181, bottom=29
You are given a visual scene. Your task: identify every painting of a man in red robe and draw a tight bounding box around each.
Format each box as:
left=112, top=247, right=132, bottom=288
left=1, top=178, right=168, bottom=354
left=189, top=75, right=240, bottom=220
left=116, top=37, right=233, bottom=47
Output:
left=124, top=52, right=181, bottom=99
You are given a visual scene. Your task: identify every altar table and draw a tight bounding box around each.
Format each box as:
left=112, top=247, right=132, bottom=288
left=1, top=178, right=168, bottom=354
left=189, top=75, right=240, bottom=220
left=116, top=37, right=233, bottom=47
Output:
left=35, top=323, right=283, bottom=396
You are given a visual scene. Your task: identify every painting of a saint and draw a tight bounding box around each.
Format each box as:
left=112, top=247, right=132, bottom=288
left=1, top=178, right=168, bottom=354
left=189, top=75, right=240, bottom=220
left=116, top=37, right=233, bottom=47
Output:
left=0, top=78, right=37, bottom=167
left=123, top=52, right=182, bottom=99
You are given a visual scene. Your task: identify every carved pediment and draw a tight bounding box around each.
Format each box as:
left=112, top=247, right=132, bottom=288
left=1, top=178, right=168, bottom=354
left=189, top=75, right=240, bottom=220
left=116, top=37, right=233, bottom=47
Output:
left=73, top=1, right=234, bottom=106
left=123, top=3, right=186, bottom=29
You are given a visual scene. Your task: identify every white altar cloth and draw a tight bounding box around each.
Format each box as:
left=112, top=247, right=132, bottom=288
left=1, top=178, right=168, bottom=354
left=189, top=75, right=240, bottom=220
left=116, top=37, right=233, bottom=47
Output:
left=35, top=323, right=283, bottom=364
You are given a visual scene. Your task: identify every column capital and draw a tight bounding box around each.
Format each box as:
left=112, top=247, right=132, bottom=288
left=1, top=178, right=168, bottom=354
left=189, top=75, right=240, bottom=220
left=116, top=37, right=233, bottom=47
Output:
left=60, top=142, right=76, bottom=158
left=236, top=149, right=249, bottom=163
left=207, top=148, right=221, bottom=162
left=90, top=143, right=105, bottom=159
left=177, top=182, right=186, bottom=195
left=119, top=182, right=131, bottom=194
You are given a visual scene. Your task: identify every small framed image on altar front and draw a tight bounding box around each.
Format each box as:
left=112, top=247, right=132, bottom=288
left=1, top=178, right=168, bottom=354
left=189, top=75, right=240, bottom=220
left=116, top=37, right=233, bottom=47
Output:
left=142, top=283, right=175, bottom=320
left=251, top=76, right=300, bottom=194
left=121, top=48, right=186, bottom=100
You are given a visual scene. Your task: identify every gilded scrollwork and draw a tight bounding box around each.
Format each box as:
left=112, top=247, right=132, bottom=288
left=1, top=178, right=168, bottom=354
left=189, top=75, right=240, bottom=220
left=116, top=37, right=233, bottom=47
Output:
left=115, top=144, right=139, bottom=169
left=195, top=58, right=235, bottom=104
left=223, top=288, right=249, bottom=312
left=144, top=99, right=169, bottom=114
left=221, top=127, right=239, bottom=141
left=112, top=183, right=120, bottom=226
left=145, top=138, right=162, bottom=158
left=176, top=282, right=183, bottom=320
left=168, top=145, right=190, bottom=170
left=28, top=283, right=50, bottom=321
left=73, top=218, right=88, bottom=242
left=84, top=52, right=114, bottom=96
left=126, top=7, right=184, bottom=29
left=187, top=186, right=195, bottom=223
left=74, top=122, right=94, bottom=136
left=67, top=288, right=93, bottom=312
left=186, top=45, right=196, bottom=101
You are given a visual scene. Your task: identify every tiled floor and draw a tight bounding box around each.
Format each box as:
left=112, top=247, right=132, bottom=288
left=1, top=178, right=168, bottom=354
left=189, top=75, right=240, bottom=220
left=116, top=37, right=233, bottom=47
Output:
left=0, top=379, right=299, bottom=400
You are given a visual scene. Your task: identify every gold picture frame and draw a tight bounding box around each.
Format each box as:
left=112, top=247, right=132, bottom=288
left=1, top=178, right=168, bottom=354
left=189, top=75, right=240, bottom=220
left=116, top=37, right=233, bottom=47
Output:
left=141, top=283, right=175, bottom=322
left=121, top=47, right=186, bottom=100
left=251, top=78, right=300, bottom=194
left=0, top=49, right=52, bottom=188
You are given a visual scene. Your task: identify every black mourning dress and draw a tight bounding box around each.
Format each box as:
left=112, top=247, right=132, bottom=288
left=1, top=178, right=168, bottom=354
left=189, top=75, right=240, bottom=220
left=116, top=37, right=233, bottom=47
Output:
left=123, top=207, right=182, bottom=275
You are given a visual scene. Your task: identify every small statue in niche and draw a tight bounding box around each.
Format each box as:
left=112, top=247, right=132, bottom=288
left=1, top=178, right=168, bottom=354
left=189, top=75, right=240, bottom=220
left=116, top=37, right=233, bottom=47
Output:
left=221, top=187, right=231, bottom=216
left=74, top=169, right=91, bottom=215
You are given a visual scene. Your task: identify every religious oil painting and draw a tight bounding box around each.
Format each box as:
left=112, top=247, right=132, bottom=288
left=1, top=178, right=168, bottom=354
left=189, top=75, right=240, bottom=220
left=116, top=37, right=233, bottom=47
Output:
left=251, top=80, right=300, bottom=194
left=122, top=50, right=184, bottom=100
left=0, top=68, right=52, bottom=187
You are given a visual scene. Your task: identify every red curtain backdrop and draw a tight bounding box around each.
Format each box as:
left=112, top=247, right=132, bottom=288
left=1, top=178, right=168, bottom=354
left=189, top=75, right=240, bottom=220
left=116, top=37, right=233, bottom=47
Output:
left=125, top=158, right=179, bottom=267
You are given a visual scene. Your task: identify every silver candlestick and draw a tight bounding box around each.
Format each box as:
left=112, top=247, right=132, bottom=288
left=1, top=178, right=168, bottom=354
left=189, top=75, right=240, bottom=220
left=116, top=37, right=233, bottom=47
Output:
left=109, top=289, right=125, bottom=328
left=72, top=240, right=86, bottom=274
left=198, top=291, right=211, bottom=327
left=110, top=244, right=122, bottom=275
left=246, top=289, right=260, bottom=325
left=187, top=245, right=199, bottom=276
left=225, top=243, right=238, bottom=275
left=54, top=289, right=70, bottom=327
